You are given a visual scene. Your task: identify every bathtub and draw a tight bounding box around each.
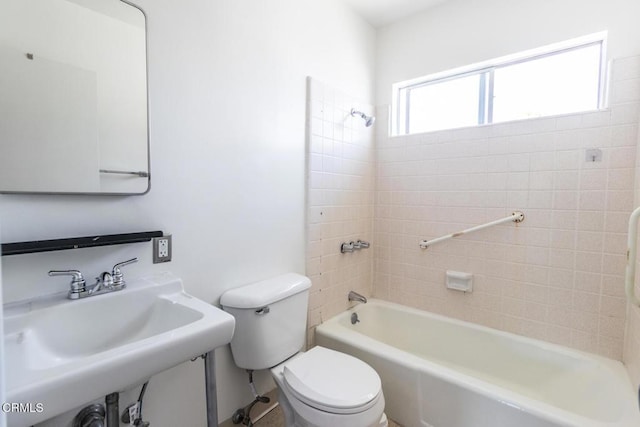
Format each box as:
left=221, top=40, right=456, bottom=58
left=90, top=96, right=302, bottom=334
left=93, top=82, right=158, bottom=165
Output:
left=315, top=299, right=640, bottom=427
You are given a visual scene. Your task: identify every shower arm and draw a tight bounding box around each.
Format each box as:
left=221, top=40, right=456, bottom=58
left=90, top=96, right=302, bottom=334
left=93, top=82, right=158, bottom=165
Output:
left=351, top=109, right=366, bottom=119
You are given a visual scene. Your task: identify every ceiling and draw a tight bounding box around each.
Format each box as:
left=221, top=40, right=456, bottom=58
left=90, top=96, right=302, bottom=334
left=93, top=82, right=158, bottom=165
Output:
left=342, top=0, right=448, bottom=27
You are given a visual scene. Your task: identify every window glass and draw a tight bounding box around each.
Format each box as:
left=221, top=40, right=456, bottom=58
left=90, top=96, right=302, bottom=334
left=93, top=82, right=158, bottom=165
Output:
left=394, top=35, right=605, bottom=136
left=492, top=44, right=601, bottom=123
left=408, top=74, right=482, bottom=133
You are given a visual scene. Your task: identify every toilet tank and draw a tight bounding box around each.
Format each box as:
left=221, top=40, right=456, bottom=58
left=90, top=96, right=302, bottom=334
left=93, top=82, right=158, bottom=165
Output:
left=220, top=273, right=311, bottom=370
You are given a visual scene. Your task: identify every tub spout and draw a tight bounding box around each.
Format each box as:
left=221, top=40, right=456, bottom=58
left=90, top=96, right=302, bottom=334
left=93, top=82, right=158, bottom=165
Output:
left=348, top=291, right=367, bottom=304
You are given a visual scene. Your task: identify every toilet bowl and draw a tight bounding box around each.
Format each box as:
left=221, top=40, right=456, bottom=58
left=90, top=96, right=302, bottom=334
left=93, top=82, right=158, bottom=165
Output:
left=220, top=273, right=387, bottom=427
left=271, top=346, right=387, bottom=427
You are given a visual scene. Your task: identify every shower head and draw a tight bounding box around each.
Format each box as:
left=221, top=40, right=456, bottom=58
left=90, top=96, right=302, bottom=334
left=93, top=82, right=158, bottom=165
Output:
left=350, top=108, right=376, bottom=127
left=364, top=115, right=376, bottom=127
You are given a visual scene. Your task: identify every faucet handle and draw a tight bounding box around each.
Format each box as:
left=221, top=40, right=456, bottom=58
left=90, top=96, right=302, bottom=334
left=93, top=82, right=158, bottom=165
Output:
left=112, top=257, right=138, bottom=272
left=341, top=242, right=355, bottom=253
left=48, top=269, right=83, bottom=278
left=111, top=257, right=138, bottom=288
left=48, top=269, right=87, bottom=298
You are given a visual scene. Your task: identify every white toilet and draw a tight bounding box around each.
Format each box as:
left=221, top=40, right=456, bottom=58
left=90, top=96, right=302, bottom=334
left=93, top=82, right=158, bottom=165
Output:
left=220, top=273, right=387, bottom=427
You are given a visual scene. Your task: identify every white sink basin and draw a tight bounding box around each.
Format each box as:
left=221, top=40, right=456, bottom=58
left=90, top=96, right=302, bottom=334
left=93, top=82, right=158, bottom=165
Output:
left=3, top=272, right=235, bottom=426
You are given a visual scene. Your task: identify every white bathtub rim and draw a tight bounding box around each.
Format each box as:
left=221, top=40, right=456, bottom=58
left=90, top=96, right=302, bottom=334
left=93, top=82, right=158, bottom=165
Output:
left=348, top=299, right=627, bottom=368
left=317, top=299, right=640, bottom=427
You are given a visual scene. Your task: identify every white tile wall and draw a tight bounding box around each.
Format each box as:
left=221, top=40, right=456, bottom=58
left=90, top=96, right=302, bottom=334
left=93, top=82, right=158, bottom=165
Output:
left=305, top=77, right=376, bottom=346
left=374, top=56, right=640, bottom=360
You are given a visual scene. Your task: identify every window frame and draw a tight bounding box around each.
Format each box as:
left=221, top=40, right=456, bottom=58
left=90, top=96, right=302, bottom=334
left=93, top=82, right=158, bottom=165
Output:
left=393, top=33, right=607, bottom=136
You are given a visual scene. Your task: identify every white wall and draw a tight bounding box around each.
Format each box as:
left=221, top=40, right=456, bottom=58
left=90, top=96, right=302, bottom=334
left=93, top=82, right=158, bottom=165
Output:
left=376, top=0, right=640, bottom=106
left=0, top=0, right=375, bottom=425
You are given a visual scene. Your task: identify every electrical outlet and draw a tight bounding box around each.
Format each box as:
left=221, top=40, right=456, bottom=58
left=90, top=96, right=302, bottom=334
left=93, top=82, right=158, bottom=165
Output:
left=158, top=239, right=169, bottom=257
left=153, top=235, right=172, bottom=263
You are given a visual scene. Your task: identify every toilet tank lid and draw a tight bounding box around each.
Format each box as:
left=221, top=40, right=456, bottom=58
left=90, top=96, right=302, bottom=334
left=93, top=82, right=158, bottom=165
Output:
left=220, top=273, right=311, bottom=309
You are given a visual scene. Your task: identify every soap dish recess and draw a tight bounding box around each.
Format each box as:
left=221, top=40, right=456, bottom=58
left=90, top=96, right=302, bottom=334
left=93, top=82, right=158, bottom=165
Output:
left=446, top=270, right=473, bottom=292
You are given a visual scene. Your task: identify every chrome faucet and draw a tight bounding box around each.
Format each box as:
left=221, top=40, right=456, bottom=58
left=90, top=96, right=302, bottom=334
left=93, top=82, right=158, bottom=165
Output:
left=348, top=291, right=367, bottom=304
left=88, top=271, right=115, bottom=296
left=49, top=258, right=138, bottom=300
left=111, top=258, right=138, bottom=289
left=341, top=240, right=370, bottom=253
left=341, top=242, right=355, bottom=253
left=48, top=270, right=88, bottom=300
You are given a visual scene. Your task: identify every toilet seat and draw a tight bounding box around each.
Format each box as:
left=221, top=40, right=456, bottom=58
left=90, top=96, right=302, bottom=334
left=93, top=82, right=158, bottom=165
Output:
left=281, top=346, right=382, bottom=414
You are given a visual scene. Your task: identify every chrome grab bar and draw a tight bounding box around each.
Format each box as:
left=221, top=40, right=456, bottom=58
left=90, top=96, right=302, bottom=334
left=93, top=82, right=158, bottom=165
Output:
left=420, top=211, right=525, bottom=249
left=625, top=206, right=640, bottom=307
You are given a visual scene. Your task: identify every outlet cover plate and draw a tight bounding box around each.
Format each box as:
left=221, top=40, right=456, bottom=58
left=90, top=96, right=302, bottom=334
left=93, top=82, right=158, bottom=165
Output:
left=153, top=235, right=172, bottom=263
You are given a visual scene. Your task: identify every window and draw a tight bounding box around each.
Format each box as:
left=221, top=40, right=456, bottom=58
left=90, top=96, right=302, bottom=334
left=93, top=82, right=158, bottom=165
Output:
left=393, top=33, right=606, bottom=135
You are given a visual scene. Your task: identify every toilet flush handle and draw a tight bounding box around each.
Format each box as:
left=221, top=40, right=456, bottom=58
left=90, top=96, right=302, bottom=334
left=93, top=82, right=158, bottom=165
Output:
left=255, top=306, right=270, bottom=315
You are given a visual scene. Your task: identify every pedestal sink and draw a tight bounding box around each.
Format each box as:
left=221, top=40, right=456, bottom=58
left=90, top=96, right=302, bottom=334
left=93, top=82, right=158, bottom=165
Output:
left=3, top=272, right=235, bottom=426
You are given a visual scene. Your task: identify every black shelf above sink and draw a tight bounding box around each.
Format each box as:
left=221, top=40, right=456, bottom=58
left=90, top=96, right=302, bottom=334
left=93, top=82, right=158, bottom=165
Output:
left=1, top=231, right=163, bottom=256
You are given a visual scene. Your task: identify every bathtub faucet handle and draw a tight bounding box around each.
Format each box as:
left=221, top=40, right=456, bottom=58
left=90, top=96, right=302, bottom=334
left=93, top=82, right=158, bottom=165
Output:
left=341, top=242, right=355, bottom=253
left=351, top=313, right=360, bottom=324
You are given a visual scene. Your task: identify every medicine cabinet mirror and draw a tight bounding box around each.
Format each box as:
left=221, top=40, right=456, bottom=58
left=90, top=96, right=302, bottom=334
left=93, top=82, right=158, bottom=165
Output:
left=0, top=0, right=149, bottom=195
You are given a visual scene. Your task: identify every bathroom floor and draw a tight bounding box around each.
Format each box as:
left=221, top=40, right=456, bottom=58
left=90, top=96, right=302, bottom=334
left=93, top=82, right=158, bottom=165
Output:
left=254, top=404, right=402, bottom=427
